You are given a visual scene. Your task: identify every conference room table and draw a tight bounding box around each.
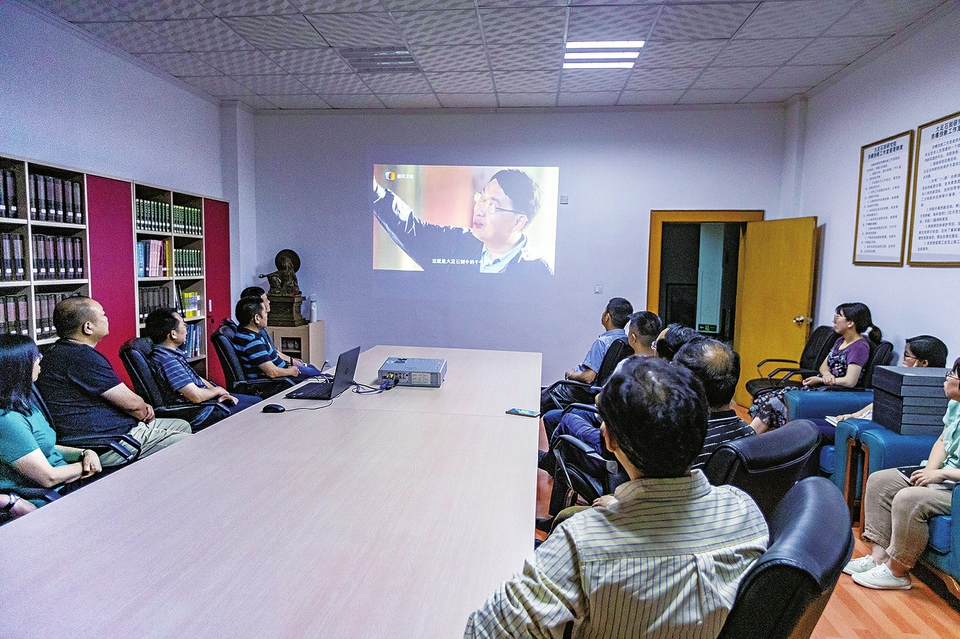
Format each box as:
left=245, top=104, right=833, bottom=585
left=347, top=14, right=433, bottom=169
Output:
left=0, top=345, right=542, bottom=638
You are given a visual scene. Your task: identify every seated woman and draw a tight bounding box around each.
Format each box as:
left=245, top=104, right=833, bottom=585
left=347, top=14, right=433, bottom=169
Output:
left=844, top=359, right=960, bottom=589
left=749, top=302, right=881, bottom=434
left=0, top=335, right=102, bottom=509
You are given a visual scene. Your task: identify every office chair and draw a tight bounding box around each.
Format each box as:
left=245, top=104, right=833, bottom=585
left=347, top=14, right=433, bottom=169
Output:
left=744, top=326, right=836, bottom=400
left=703, top=419, right=820, bottom=521
left=541, top=336, right=631, bottom=414
left=119, top=337, right=229, bottom=430
left=717, top=477, right=853, bottom=639
left=210, top=322, right=296, bottom=398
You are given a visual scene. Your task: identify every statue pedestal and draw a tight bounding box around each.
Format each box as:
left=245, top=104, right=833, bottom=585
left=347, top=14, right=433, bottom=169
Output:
left=267, top=294, right=307, bottom=327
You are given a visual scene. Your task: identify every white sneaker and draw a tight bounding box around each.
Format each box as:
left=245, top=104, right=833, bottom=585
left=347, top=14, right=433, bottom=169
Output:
left=852, top=564, right=912, bottom=590
left=843, top=556, right=878, bottom=575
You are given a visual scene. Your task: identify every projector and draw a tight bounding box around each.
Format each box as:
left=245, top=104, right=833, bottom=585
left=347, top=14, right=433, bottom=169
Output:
left=378, top=357, right=447, bottom=388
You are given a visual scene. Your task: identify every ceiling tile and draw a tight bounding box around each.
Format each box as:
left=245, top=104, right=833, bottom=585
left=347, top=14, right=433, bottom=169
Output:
left=566, top=5, right=659, bottom=41
left=488, top=44, right=561, bottom=70
left=224, top=15, right=328, bottom=48
left=624, top=67, right=700, bottom=91
left=480, top=0, right=566, bottom=6
left=196, top=0, right=299, bottom=17
left=736, top=0, right=857, bottom=39
left=479, top=8, right=566, bottom=44
left=319, top=94, right=385, bottom=108
left=385, top=0, right=476, bottom=8
left=294, top=0, right=385, bottom=12
left=261, top=94, right=332, bottom=108
left=790, top=36, right=888, bottom=65
left=77, top=22, right=181, bottom=54
left=618, top=90, right=684, bottom=105
left=180, top=75, right=255, bottom=95
left=235, top=95, right=279, bottom=109
left=558, top=91, right=620, bottom=107
left=412, top=46, right=489, bottom=72
left=713, top=38, right=807, bottom=67
left=825, top=0, right=947, bottom=37
left=496, top=92, right=557, bottom=108
left=137, top=52, right=221, bottom=76
left=147, top=18, right=254, bottom=51
left=425, top=72, right=494, bottom=93
left=560, top=69, right=629, bottom=92
left=679, top=88, right=752, bottom=104
left=694, top=66, right=776, bottom=89
left=31, top=0, right=130, bottom=22
left=635, top=41, right=725, bottom=68
left=493, top=70, right=559, bottom=92
left=106, top=0, right=213, bottom=20
left=266, top=49, right=353, bottom=74
left=760, top=64, right=844, bottom=88
left=296, top=73, right=371, bottom=93
left=378, top=94, right=442, bottom=109
left=437, top=93, right=498, bottom=108
left=196, top=50, right=286, bottom=74
left=304, top=12, right=401, bottom=47
left=394, top=10, right=482, bottom=45
left=740, top=87, right=808, bottom=103
left=234, top=74, right=314, bottom=93
left=359, top=73, right=434, bottom=93
left=650, top=3, right=757, bottom=40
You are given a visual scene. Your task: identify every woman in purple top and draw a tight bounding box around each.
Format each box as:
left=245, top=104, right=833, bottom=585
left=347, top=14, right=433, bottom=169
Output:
left=749, top=302, right=882, bottom=433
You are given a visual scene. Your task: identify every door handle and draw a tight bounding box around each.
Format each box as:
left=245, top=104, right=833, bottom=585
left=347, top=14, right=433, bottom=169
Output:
left=793, top=316, right=807, bottom=325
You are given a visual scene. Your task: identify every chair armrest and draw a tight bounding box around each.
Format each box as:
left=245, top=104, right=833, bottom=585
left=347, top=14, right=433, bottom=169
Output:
left=769, top=367, right=819, bottom=382
left=232, top=378, right=296, bottom=398
left=58, top=433, right=142, bottom=464
left=155, top=402, right=229, bottom=429
left=12, top=487, right=61, bottom=503
left=756, top=358, right=799, bottom=376
left=784, top=389, right=873, bottom=420
left=859, top=428, right=939, bottom=473
left=543, top=379, right=593, bottom=395
left=836, top=417, right=885, bottom=442
left=562, top=403, right=600, bottom=417
left=554, top=434, right=618, bottom=475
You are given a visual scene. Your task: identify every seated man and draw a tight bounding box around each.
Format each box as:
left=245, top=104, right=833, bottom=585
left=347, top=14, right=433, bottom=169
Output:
left=540, top=297, right=633, bottom=414
left=145, top=308, right=260, bottom=420
left=232, top=296, right=323, bottom=381
left=467, top=357, right=768, bottom=638
left=36, top=296, right=192, bottom=466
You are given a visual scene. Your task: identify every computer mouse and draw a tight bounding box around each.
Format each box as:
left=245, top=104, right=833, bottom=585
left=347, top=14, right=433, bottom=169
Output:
left=261, top=403, right=286, bottom=413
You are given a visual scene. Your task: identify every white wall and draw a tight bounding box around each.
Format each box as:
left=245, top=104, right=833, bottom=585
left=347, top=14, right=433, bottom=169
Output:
left=800, top=5, right=960, bottom=361
left=254, top=108, right=786, bottom=381
left=0, top=1, right=222, bottom=198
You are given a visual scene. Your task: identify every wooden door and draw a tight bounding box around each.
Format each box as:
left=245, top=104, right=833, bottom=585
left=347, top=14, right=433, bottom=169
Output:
left=733, top=217, right=818, bottom=406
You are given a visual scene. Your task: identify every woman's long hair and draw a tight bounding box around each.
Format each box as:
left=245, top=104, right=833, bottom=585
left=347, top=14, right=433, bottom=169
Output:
left=836, top=302, right=883, bottom=345
left=0, top=334, right=39, bottom=416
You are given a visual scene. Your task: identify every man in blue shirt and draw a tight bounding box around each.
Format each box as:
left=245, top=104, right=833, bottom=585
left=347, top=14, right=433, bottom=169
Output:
left=232, top=296, right=323, bottom=381
left=145, top=308, right=260, bottom=422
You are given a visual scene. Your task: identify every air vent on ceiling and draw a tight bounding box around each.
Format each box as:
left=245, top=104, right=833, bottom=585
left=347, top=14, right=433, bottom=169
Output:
left=338, top=47, right=420, bottom=74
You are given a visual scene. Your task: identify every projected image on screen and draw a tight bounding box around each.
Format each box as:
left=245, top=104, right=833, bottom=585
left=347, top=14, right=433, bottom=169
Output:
left=373, top=164, right=559, bottom=275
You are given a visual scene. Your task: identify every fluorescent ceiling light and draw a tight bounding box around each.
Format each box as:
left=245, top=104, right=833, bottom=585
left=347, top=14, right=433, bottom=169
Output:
left=566, top=41, right=645, bottom=49
left=564, top=52, right=640, bottom=60
left=563, top=62, right=635, bottom=69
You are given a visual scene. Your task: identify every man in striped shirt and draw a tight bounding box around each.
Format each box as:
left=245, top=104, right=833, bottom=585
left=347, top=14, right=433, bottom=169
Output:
left=466, top=357, right=768, bottom=639
left=232, top=296, right=322, bottom=382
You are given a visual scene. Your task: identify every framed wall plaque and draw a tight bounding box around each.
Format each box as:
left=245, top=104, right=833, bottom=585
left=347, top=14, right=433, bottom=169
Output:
left=908, top=110, right=960, bottom=266
left=853, top=130, right=914, bottom=265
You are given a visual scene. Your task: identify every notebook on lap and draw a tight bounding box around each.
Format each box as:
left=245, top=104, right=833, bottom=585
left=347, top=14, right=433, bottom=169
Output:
left=285, top=346, right=361, bottom=400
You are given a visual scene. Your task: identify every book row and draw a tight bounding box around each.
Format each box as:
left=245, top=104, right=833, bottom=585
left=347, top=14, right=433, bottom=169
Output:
left=173, top=205, right=203, bottom=235
left=137, top=239, right=171, bottom=278
left=182, top=322, right=203, bottom=358
left=1, top=295, right=29, bottom=336
left=29, top=173, right=84, bottom=224
left=34, top=292, right=74, bottom=338
left=139, top=285, right=172, bottom=322
left=0, top=170, right=19, bottom=218
left=174, top=248, right=203, bottom=278
left=135, top=198, right=172, bottom=233
left=180, top=290, right=201, bottom=319
left=1, top=233, right=26, bottom=281
left=33, top=235, right=85, bottom=281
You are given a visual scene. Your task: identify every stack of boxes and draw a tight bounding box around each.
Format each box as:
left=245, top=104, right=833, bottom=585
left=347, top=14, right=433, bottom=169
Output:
left=872, top=366, right=949, bottom=436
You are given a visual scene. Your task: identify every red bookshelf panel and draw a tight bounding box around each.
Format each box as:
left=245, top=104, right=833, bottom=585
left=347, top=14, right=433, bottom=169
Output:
left=203, top=198, right=230, bottom=387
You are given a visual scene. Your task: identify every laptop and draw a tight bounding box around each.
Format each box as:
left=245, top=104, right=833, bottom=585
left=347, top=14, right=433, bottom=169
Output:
left=285, top=346, right=361, bottom=400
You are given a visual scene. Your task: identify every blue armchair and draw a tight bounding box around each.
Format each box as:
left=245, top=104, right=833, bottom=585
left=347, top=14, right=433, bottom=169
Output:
left=857, top=427, right=958, bottom=597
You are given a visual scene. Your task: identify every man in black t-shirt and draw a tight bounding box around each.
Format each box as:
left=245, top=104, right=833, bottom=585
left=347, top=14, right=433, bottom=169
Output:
left=36, top=296, right=191, bottom=466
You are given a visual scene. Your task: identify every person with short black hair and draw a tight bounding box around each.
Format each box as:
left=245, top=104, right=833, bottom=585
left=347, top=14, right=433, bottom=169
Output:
left=36, top=297, right=192, bottom=467
left=654, top=323, right=703, bottom=360
left=145, top=308, right=260, bottom=420
left=373, top=168, right=551, bottom=274
left=626, top=310, right=662, bottom=358
left=467, top=357, right=768, bottom=638
left=232, top=297, right=322, bottom=381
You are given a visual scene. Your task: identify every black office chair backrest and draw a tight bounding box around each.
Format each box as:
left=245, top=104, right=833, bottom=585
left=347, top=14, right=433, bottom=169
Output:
left=594, top=336, right=632, bottom=387
left=857, top=339, right=894, bottom=390
left=119, top=337, right=168, bottom=407
left=717, top=477, right=853, bottom=639
left=211, top=322, right=244, bottom=392
left=703, top=419, right=820, bottom=520
left=802, top=326, right=839, bottom=371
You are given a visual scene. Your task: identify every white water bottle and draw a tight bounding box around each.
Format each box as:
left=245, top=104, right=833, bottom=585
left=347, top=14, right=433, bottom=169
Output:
left=309, top=299, right=318, bottom=322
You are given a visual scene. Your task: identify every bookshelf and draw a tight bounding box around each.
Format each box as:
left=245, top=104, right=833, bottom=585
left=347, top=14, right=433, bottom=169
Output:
left=0, top=155, right=90, bottom=344
left=134, top=184, right=207, bottom=375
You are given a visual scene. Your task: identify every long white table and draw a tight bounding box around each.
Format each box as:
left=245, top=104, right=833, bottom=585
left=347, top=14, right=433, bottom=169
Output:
left=0, top=346, right=541, bottom=638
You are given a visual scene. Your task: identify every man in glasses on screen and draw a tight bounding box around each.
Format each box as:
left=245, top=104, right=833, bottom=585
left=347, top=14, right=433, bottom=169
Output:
left=373, top=168, right=552, bottom=275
